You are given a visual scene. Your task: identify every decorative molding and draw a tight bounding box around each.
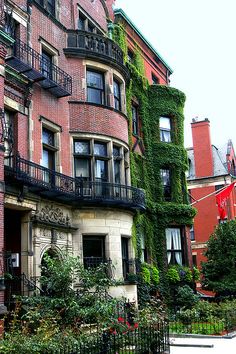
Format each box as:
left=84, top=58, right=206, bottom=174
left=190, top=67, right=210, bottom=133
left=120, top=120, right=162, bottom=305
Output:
left=32, top=205, right=71, bottom=227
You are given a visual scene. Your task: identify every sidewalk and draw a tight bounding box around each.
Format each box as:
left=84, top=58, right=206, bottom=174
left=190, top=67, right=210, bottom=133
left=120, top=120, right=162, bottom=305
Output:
left=170, top=335, right=236, bottom=353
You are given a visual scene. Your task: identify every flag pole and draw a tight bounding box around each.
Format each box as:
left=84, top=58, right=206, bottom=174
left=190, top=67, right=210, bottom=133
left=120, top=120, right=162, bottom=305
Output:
left=190, top=184, right=233, bottom=206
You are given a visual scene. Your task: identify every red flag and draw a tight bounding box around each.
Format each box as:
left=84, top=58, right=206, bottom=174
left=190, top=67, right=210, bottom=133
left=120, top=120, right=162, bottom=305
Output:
left=216, top=182, right=236, bottom=219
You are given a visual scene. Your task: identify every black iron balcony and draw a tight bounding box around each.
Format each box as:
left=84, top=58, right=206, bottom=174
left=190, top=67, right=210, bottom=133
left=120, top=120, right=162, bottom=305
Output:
left=5, top=155, right=145, bottom=210
left=6, top=38, right=72, bottom=97
left=64, top=30, right=129, bottom=82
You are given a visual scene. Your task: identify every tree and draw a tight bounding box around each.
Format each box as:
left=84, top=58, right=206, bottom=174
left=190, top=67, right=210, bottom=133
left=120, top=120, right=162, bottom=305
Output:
left=201, top=220, right=236, bottom=296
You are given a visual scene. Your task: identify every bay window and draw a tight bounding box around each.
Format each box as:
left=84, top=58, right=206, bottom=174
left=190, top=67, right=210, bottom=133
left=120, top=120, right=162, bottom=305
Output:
left=73, top=139, right=129, bottom=187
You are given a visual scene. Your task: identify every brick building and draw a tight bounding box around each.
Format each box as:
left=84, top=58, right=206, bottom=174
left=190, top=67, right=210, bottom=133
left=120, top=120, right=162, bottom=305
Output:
left=0, top=0, right=193, bottom=308
left=187, top=118, right=236, bottom=282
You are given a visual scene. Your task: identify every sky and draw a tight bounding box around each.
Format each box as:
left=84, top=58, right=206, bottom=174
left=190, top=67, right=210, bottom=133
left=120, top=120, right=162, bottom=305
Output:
left=114, top=0, right=236, bottom=148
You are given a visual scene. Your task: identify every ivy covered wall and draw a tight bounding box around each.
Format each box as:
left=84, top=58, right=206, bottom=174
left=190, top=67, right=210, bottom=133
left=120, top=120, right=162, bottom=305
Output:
left=113, top=23, right=196, bottom=296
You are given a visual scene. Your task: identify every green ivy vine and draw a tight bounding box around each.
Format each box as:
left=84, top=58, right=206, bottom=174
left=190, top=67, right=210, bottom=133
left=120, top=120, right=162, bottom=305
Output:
left=113, top=24, right=196, bottom=299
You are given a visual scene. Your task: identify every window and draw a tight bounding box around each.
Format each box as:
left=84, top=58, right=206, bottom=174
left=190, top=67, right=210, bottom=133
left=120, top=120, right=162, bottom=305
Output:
left=166, top=228, right=183, bottom=265
left=192, top=255, right=197, bottom=267
left=78, top=12, right=96, bottom=32
left=132, top=104, right=138, bottom=135
left=78, top=13, right=86, bottom=30
left=73, top=139, right=128, bottom=188
left=4, top=14, right=18, bottom=39
left=127, top=49, right=134, bottom=63
left=160, top=168, right=171, bottom=201
left=87, top=70, right=104, bottom=105
left=36, top=0, right=55, bottom=16
left=160, top=116, right=171, bottom=142
left=122, top=237, right=130, bottom=280
left=190, top=226, right=195, bottom=241
left=83, top=235, right=105, bottom=269
left=140, top=234, right=147, bottom=263
left=47, top=0, right=55, bottom=16
left=3, top=110, right=14, bottom=160
left=74, top=141, right=91, bottom=181
left=42, top=128, right=56, bottom=182
left=113, top=79, right=121, bottom=111
left=41, top=49, right=53, bottom=79
left=152, top=73, right=159, bottom=85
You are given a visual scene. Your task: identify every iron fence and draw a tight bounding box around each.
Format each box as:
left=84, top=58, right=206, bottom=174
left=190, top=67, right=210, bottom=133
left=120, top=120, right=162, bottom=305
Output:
left=41, top=321, right=169, bottom=354
left=169, top=308, right=236, bottom=335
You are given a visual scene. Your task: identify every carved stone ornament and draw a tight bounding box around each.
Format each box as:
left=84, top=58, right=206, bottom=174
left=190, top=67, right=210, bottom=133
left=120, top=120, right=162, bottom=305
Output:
left=33, top=205, right=71, bottom=227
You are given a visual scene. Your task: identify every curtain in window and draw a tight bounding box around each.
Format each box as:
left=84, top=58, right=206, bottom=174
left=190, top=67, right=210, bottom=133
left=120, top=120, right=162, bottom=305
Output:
left=160, top=130, right=171, bottom=142
left=166, top=228, right=172, bottom=264
left=172, top=229, right=182, bottom=265
left=166, top=228, right=182, bottom=265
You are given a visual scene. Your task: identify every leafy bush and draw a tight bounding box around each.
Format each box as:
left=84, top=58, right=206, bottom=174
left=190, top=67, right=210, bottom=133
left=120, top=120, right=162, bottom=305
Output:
left=167, top=267, right=180, bottom=283
left=141, top=263, right=151, bottom=285
left=150, top=265, right=160, bottom=286
left=175, top=285, right=199, bottom=309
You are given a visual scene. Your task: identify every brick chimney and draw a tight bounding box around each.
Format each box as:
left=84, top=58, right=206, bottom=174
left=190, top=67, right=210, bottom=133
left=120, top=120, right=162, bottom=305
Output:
left=191, top=118, right=214, bottom=178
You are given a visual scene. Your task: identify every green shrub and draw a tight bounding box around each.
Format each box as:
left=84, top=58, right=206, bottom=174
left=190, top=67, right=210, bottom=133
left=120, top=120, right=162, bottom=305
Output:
left=192, top=267, right=200, bottom=281
left=150, top=265, right=160, bottom=286
left=176, top=285, right=199, bottom=309
left=141, top=263, right=151, bottom=285
left=167, top=267, right=180, bottom=283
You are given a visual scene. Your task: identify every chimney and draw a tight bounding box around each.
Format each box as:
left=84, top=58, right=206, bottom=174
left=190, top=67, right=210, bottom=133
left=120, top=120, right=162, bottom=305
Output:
left=191, top=118, right=214, bottom=178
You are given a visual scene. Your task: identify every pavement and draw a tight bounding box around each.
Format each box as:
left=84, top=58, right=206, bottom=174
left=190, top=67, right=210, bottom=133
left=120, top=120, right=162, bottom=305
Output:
left=170, top=335, right=236, bottom=354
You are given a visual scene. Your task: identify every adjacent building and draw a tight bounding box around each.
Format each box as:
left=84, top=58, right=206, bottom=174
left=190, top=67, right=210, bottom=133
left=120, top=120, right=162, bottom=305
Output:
left=187, top=118, right=236, bottom=290
left=0, top=0, right=194, bottom=308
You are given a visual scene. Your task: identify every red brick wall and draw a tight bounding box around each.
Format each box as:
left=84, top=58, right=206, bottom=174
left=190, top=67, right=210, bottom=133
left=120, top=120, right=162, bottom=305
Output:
left=191, top=119, right=214, bottom=178
left=15, top=113, right=29, bottom=159
left=69, top=103, right=129, bottom=144
left=77, top=0, right=109, bottom=30
left=191, top=186, right=218, bottom=243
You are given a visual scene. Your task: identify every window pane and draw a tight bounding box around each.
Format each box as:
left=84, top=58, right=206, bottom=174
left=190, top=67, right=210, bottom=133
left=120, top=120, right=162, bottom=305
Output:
left=74, top=141, right=90, bottom=154
left=42, top=128, right=54, bottom=146
left=114, top=160, right=120, bottom=184
left=75, top=158, right=90, bottom=178
left=83, top=237, right=104, bottom=258
left=166, top=228, right=182, bottom=265
left=132, top=105, right=138, bottom=135
left=160, top=130, right=171, bottom=142
left=87, top=71, right=103, bottom=89
left=41, top=50, right=53, bottom=79
left=95, top=159, right=107, bottom=181
left=113, top=146, right=120, bottom=157
left=160, top=117, right=171, bottom=129
left=160, top=169, right=170, bottom=186
left=87, top=88, right=104, bottom=104
left=94, top=142, right=107, bottom=156
left=42, top=148, right=54, bottom=169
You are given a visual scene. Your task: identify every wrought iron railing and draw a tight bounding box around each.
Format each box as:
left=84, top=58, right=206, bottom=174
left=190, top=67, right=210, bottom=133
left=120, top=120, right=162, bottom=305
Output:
left=5, top=155, right=146, bottom=209
left=8, top=38, right=72, bottom=95
left=4, top=273, right=43, bottom=306
left=67, top=30, right=124, bottom=65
